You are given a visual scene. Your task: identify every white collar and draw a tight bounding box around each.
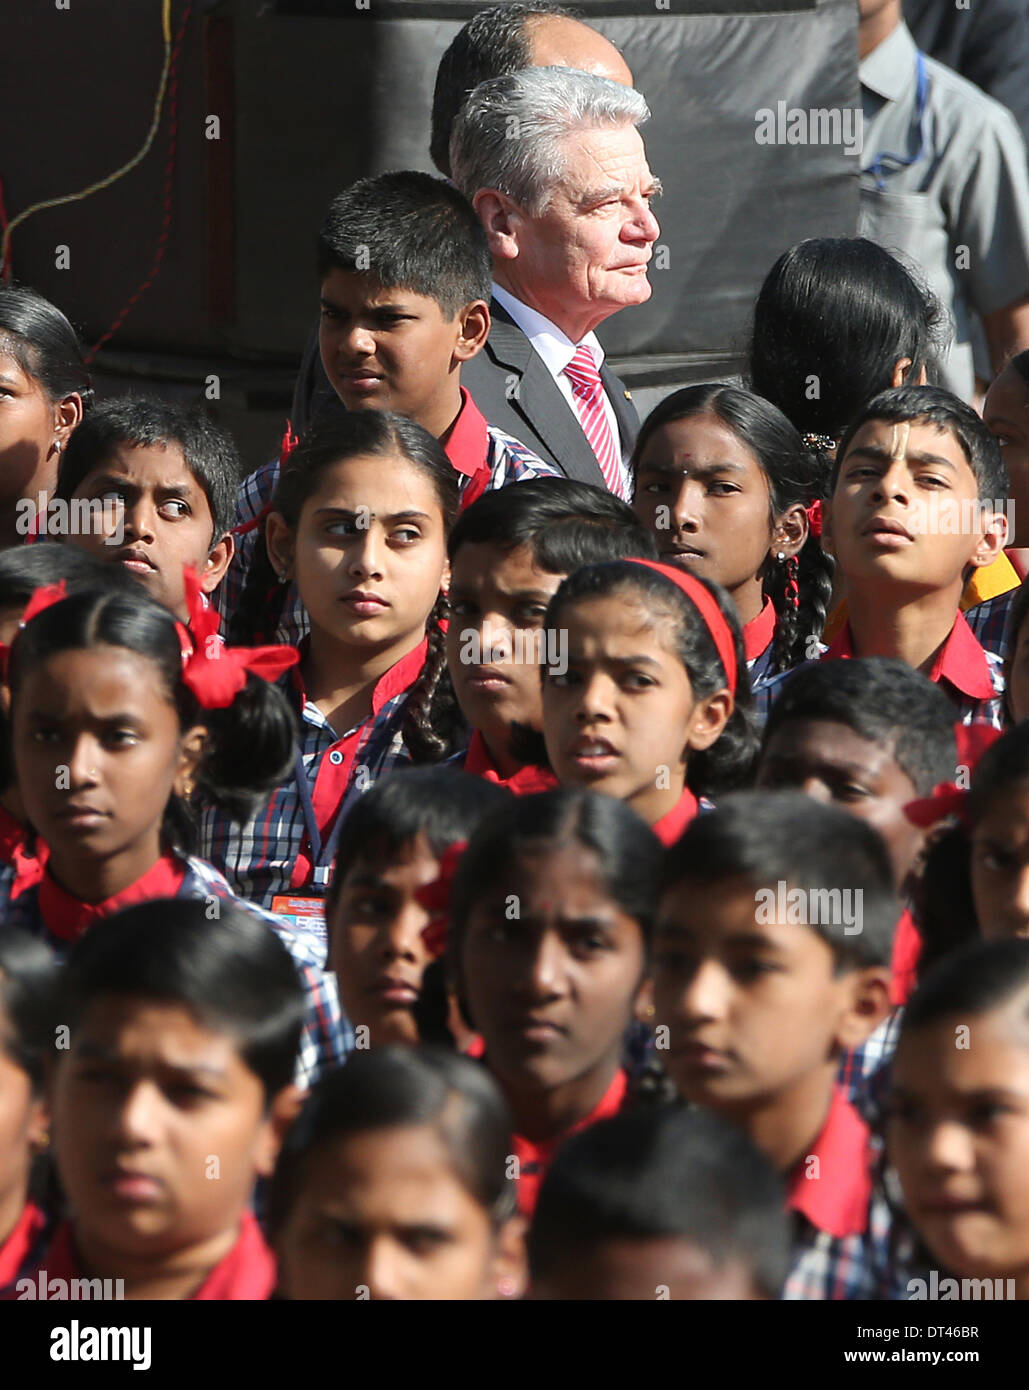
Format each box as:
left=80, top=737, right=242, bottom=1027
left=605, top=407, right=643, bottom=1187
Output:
left=491, top=283, right=606, bottom=376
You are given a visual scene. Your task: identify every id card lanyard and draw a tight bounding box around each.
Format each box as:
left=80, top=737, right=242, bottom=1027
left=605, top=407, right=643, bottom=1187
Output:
left=863, top=50, right=929, bottom=192
left=290, top=703, right=406, bottom=892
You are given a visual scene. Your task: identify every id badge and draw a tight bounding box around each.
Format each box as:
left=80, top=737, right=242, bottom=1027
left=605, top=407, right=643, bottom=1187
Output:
left=270, top=894, right=328, bottom=949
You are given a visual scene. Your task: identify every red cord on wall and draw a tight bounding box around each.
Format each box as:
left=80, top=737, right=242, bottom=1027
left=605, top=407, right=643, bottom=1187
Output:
left=86, top=0, right=194, bottom=364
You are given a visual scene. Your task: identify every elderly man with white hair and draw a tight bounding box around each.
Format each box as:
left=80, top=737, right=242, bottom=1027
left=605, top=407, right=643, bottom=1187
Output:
left=454, top=67, right=661, bottom=495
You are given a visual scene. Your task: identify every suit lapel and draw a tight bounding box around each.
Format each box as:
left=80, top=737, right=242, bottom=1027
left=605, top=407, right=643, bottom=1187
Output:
left=601, top=362, right=640, bottom=460
left=487, top=300, right=609, bottom=490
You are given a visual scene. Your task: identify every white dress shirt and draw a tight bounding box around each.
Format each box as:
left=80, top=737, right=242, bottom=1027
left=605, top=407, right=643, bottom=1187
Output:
left=491, top=283, right=630, bottom=492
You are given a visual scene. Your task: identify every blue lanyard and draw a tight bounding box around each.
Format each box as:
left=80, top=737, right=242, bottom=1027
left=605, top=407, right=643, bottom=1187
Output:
left=291, top=703, right=406, bottom=889
left=863, top=51, right=929, bottom=191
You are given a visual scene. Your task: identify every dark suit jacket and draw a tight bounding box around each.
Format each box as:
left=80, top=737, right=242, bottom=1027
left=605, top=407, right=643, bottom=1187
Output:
left=290, top=299, right=639, bottom=492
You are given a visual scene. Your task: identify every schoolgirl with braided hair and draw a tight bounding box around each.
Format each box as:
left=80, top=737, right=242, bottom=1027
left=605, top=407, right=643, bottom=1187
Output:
left=209, top=410, right=463, bottom=920
left=631, top=384, right=834, bottom=686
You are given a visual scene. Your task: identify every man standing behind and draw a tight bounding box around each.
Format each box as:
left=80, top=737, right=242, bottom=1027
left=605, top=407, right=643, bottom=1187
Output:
left=859, top=0, right=1029, bottom=400
left=451, top=68, right=661, bottom=497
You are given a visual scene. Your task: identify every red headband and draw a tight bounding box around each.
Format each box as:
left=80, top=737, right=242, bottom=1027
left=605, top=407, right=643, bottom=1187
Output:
left=175, top=569, right=299, bottom=709
left=625, top=559, right=737, bottom=695
left=903, top=781, right=970, bottom=830
left=806, top=500, right=823, bottom=538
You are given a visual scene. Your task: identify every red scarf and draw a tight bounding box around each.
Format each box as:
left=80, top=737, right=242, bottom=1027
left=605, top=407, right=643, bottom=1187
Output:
left=38, top=853, right=187, bottom=943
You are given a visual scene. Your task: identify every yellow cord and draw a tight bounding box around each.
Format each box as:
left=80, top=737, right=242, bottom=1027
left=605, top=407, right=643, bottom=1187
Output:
left=1, top=0, right=173, bottom=275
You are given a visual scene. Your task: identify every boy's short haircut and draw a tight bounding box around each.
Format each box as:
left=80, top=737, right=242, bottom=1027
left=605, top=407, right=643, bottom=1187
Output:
left=316, top=172, right=491, bottom=317
left=528, top=1106, right=790, bottom=1297
left=660, top=790, right=898, bottom=970
left=0, top=926, right=59, bottom=1094
left=326, top=767, right=511, bottom=919
left=761, top=657, right=958, bottom=797
left=57, top=898, right=306, bottom=1101
left=54, top=396, right=239, bottom=542
left=833, top=384, right=1008, bottom=505
left=902, top=938, right=1029, bottom=1039
left=447, top=476, right=658, bottom=569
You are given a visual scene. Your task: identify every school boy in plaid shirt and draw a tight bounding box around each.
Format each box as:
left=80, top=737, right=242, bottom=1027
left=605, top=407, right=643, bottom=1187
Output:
left=652, top=793, right=916, bottom=1299
left=218, top=170, right=557, bottom=647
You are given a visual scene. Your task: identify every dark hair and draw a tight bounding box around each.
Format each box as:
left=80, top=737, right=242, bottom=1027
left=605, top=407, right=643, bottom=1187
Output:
left=0, top=284, right=93, bottom=410
left=761, top=657, right=958, bottom=797
left=632, top=384, right=834, bottom=674
left=0, top=927, right=59, bottom=1094
left=0, top=545, right=120, bottom=616
left=267, top=1045, right=516, bottom=1236
left=919, top=722, right=1029, bottom=971
left=327, top=767, right=511, bottom=918
left=430, top=2, right=575, bottom=176
left=448, top=475, right=657, bottom=569
left=528, top=1106, right=790, bottom=1297
left=545, top=561, right=758, bottom=797
left=748, top=237, right=947, bottom=445
left=316, top=172, right=490, bottom=315
left=1007, top=348, right=1029, bottom=389
left=7, top=584, right=298, bottom=838
left=231, top=411, right=461, bottom=764
left=834, top=385, right=1009, bottom=505
left=57, top=898, right=306, bottom=1100
left=1004, top=577, right=1029, bottom=714
left=54, top=396, right=238, bottom=542
left=449, top=787, right=663, bottom=977
left=661, top=790, right=898, bottom=970
left=901, top=937, right=1029, bottom=1039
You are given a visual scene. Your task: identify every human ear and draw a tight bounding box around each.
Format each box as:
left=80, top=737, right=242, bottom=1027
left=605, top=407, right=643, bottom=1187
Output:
left=473, top=190, right=521, bottom=263
left=967, top=507, right=1009, bottom=570
left=490, top=1215, right=529, bottom=1301
left=254, top=1083, right=305, bottom=1179
left=685, top=688, right=733, bottom=753
left=891, top=357, right=914, bottom=388
left=834, top=967, right=891, bottom=1052
left=265, top=512, right=296, bottom=583
left=771, top=503, right=809, bottom=561
left=201, top=532, right=235, bottom=593
left=174, top=724, right=208, bottom=798
left=453, top=300, right=491, bottom=363
left=52, top=393, right=84, bottom=449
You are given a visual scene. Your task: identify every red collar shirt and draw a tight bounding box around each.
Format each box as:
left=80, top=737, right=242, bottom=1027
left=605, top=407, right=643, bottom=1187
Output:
left=782, top=1086, right=907, bottom=1299
left=25, top=1211, right=275, bottom=1301
left=511, top=1069, right=629, bottom=1218
left=457, top=729, right=559, bottom=795
left=0, top=1204, right=51, bottom=1294
left=744, top=597, right=779, bottom=683
left=199, top=641, right=427, bottom=916
left=0, top=849, right=348, bottom=1092
left=825, top=615, right=1007, bottom=730
left=651, top=788, right=700, bottom=847
left=217, top=392, right=558, bottom=646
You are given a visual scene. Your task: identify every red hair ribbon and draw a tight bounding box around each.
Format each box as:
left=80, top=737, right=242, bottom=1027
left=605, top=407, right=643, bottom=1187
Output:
left=20, top=580, right=68, bottom=627
left=625, top=559, right=737, bottom=695
left=806, top=500, right=823, bottom=538
left=903, top=781, right=970, bottom=830
left=415, top=840, right=468, bottom=960
left=176, top=568, right=299, bottom=709
left=231, top=420, right=299, bottom=538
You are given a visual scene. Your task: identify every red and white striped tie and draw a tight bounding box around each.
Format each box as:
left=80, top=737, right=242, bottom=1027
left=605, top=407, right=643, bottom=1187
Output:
left=563, top=344, right=627, bottom=499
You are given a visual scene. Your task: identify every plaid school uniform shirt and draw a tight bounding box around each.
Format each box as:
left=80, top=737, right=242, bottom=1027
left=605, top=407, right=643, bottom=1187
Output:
left=200, top=639, right=427, bottom=915
left=964, top=585, right=1016, bottom=661
left=216, top=390, right=558, bottom=646
left=783, top=1085, right=908, bottom=1300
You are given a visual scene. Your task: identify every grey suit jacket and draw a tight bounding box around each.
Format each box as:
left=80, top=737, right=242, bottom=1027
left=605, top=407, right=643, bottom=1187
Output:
left=290, top=300, right=638, bottom=492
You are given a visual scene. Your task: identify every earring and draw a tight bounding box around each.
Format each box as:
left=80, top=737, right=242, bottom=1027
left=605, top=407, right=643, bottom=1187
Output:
left=784, top=554, right=800, bottom=611
left=53, top=440, right=62, bottom=454
left=776, top=551, right=785, bottom=562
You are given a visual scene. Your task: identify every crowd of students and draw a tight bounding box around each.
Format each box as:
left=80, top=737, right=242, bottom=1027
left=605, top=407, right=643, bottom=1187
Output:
left=3, top=151, right=1029, bottom=1302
